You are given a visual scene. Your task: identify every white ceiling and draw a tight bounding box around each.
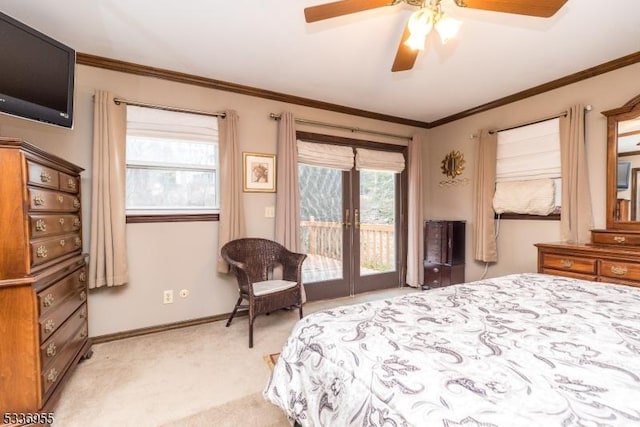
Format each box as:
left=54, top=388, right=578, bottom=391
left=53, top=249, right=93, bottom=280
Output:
left=1, top=0, right=640, bottom=124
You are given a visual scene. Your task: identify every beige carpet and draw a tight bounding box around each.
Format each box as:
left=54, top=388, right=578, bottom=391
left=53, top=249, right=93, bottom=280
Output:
left=160, top=392, right=289, bottom=427
left=51, top=287, right=416, bottom=426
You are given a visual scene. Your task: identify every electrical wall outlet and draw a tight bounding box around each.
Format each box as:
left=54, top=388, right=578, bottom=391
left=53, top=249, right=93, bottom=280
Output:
left=179, top=289, right=189, bottom=298
left=163, top=290, right=174, bottom=304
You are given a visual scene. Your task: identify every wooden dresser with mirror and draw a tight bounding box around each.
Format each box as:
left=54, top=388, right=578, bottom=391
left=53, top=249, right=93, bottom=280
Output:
left=537, top=94, right=640, bottom=288
left=0, top=138, right=92, bottom=419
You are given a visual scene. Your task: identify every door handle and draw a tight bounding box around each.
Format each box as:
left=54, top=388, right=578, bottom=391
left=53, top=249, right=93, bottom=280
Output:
left=343, top=209, right=351, bottom=228
left=354, top=208, right=360, bottom=229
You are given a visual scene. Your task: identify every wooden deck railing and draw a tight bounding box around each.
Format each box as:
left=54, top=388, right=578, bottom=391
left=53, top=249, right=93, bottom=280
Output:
left=300, top=220, right=395, bottom=271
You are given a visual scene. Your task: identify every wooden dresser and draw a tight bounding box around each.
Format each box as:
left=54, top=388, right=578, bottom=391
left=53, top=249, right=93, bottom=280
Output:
left=536, top=230, right=640, bottom=288
left=0, top=138, right=92, bottom=418
left=423, top=220, right=465, bottom=289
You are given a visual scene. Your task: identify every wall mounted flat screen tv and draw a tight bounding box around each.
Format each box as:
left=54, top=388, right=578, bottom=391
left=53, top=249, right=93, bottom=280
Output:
left=618, top=161, right=631, bottom=190
left=0, top=11, right=75, bottom=128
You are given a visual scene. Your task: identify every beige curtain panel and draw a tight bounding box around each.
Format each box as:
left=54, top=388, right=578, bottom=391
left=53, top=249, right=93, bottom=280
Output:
left=89, top=91, right=129, bottom=288
left=560, top=104, right=594, bottom=243
left=406, top=134, right=424, bottom=287
left=473, top=129, right=498, bottom=263
left=217, top=110, right=246, bottom=272
left=276, top=112, right=302, bottom=252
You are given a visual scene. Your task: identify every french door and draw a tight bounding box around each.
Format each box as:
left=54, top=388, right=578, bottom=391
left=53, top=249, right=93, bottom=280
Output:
left=298, top=133, right=406, bottom=301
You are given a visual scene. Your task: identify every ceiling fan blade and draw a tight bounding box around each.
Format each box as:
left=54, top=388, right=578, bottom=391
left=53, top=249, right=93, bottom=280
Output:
left=304, top=0, right=393, bottom=23
left=454, top=0, right=567, bottom=17
left=391, top=24, right=419, bottom=72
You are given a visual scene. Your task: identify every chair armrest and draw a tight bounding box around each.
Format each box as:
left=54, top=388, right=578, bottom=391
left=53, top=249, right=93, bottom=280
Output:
left=282, top=251, right=307, bottom=282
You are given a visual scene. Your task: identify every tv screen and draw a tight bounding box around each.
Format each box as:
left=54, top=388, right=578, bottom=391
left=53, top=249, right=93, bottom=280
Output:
left=618, top=161, right=631, bottom=190
left=0, top=12, right=75, bottom=128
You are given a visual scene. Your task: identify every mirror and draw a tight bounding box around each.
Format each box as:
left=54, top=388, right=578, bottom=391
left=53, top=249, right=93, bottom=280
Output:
left=604, top=94, right=640, bottom=230
left=441, top=150, right=465, bottom=179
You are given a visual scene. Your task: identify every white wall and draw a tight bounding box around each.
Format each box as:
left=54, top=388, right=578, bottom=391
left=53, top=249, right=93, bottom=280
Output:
left=0, top=65, right=419, bottom=336
left=425, top=62, right=640, bottom=282
left=3, top=61, right=640, bottom=336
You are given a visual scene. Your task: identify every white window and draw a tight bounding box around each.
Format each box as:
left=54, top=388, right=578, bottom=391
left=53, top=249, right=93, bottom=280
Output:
left=125, top=106, right=219, bottom=214
left=493, top=118, right=561, bottom=216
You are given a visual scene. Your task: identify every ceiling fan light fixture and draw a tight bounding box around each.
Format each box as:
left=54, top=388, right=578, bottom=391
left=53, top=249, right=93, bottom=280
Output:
left=404, top=8, right=433, bottom=50
left=434, top=14, right=461, bottom=44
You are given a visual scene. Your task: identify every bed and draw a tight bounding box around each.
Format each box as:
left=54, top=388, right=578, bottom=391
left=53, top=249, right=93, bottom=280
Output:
left=263, top=273, right=640, bottom=426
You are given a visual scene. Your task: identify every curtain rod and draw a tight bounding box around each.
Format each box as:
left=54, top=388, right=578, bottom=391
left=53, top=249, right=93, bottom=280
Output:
left=269, top=113, right=412, bottom=141
left=488, top=105, right=592, bottom=135
left=113, top=98, right=225, bottom=118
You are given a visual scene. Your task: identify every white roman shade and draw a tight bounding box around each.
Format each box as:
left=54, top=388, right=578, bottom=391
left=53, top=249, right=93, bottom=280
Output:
left=494, top=118, right=561, bottom=215
left=127, top=105, right=218, bottom=141
left=297, top=140, right=354, bottom=171
left=355, top=148, right=405, bottom=172
left=493, top=179, right=556, bottom=215
left=496, top=118, right=560, bottom=182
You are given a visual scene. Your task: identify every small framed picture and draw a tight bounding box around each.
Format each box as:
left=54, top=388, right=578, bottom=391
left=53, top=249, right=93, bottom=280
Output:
left=243, top=152, right=276, bottom=192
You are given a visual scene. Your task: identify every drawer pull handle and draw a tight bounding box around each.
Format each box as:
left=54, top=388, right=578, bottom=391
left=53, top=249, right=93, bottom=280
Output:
left=611, top=266, right=628, bottom=275
left=74, top=237, right=82, bottom=247
left=433, top=267, right=439, bottom=273
left=59, top=217, right=65, bottom=225
left=40, top=170, right=52, bottom=182
left=59, top=239, right=66, bottom=247
left=80, top=328, right=88, bottom=339
left=80, top=290, right=87, bottom=301
left=57, top=195, right=64, bottom=203
left=34, top=194, right=45, bottom=206
left=37, top=245, right=48, bottom=258
left=36, top=219, right=47, bottom=232
left=80, top=309, right=87, bottom=319
left=73, top=198, right=81, bottom=209
left=68, top=178, right=76, bottom=189
left=73, top=217, right=81, bottom=228
left=613, top=236, right=626, bottom=243
left=43, top=293, right=55, bottom=308
left=44, top=319, right=56, bottom=333
left=47, top=368, right=59, bottom=384
left=560, top=259, right=574, bottom=268
left=46, top=342, right=57, bottom=357
left=79, top=271, right=87, bottom=282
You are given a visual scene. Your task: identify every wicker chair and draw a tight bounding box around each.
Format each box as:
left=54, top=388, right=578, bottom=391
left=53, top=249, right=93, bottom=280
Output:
left=221, top=238, right=306, bottom=348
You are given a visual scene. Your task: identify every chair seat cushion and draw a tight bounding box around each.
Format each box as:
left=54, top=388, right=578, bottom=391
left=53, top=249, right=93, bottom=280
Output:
left=253, top=279, right=298, bottom=296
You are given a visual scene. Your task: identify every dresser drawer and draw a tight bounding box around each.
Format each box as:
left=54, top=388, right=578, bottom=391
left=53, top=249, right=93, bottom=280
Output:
left=41, top=310, right=88, bottom=399
left=541, top=253, right=596, bottom=274
left=29, top=214, right=82, bottom=238
left=27, top=160, right=60, bottom=190
left=599, top=260, right=640, bottom=282
left=38, top=266, right=86, bottom=318
left=591, top=231, right=640, bottom=246
left=40, top=304, right=87, bottom=371
left=58, top=171, right=80, bottom=194
left=31, top=234, right=82, bottom=267
left=541, top=268, right=597, bottom=282
left=28, top=188, right=80, bottom=212
left=39, top=285, right=86, bottom=342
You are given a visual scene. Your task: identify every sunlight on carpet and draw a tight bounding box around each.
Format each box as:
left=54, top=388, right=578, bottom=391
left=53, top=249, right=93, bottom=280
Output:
left=264, top=353, right=280, bottom=371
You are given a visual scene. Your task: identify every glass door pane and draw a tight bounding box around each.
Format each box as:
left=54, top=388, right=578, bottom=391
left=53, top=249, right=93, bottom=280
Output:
left=358, top=170, right=396, bottom=276
left=299, top=164, right=350, bottom=299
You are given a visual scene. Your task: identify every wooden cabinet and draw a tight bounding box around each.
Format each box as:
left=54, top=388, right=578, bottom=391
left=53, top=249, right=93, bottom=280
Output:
left=536, top=241, right=640, bottom=288
left=423, top=220, right=465, bottom=289
left=0, top=138, right=92, bottom=417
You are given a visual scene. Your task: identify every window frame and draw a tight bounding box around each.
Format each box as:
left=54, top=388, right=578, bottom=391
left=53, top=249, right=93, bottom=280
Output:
left=494, top=118, right=561, bottom=221
left=124, top=107, right=220, bottom=223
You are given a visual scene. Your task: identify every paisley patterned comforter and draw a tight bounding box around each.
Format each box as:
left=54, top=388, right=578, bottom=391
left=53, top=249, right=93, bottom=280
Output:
left=264, top=273, right=640, bottom=426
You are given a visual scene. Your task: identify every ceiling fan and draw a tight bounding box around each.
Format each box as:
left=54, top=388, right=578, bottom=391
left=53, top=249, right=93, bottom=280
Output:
left=304, top=0, right=568, bottom=72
